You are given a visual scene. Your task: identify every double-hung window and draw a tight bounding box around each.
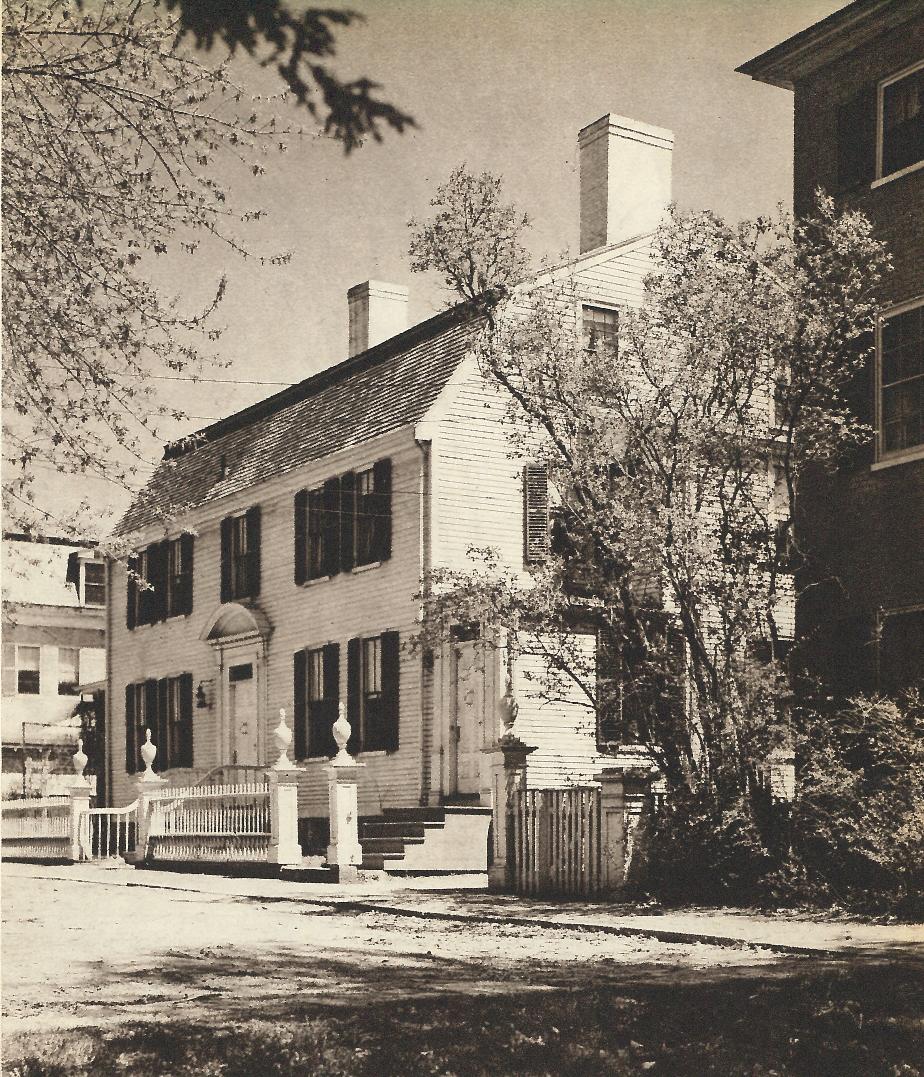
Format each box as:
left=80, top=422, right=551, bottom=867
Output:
left=879, top=301, right=924, bottom=458
left=125, top=674, right=193, bottom=773
left=582, top=305, right=619, bottom=356
left=346, top=631, right=400, bottom=753
left=4, top=645, right=41, bottom=695
left=879, top=62, right=924, bottom=181
left=221, top=508, right=261, bottom=601
left=83, top=561, right=105, bottom=606
left=58, top=647, right=80, bottom=696
left=293, top=643, right=340, bottom=759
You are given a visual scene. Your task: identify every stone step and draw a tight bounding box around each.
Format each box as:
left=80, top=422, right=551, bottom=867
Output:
left=382, top=806, right=447, bottom=823
left=360, top=821, right=435, bottom=840
left=359, top=835, right=424, bottom=854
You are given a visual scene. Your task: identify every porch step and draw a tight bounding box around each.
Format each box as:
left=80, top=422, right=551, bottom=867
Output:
left=358, top=805, right=492, bottom=874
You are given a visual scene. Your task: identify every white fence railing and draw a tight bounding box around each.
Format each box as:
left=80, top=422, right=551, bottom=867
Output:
left=81, top=801, right=139, bottom=861
left=510, top=787, right=603, bottom=896
left=147, top=782, right=272, bottom=862
left=1, top=796, right=73, bottom=860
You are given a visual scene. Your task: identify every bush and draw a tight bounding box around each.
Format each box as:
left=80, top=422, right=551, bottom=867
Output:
left=645, top=692, right=924, bottom=916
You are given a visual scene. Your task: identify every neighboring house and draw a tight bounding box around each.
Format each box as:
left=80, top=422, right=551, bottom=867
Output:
left=739, top=0, right=924, bottom=695
left=2, top=535, right=106, bottom=798
left=107, top=114, right=793, bottom=851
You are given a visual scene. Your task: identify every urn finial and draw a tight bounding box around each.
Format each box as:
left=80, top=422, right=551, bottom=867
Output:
left=139, top=728, right=162, bottom=782
left=72, top=737, right=88, bottom=783
left=273, top=708, right=296, bottom=770
left=331, top=701, right=354, bottom=763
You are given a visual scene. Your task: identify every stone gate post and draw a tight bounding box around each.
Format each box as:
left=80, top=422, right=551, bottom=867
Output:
left=325, top=703, right=365, bottom=881
left=267, top=710, right=302, bottom=868
left=482, top=736, right=537, bottom=892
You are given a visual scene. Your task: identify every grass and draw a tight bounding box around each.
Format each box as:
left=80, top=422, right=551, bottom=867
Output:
left=4, top=961, right=922, bottom=1076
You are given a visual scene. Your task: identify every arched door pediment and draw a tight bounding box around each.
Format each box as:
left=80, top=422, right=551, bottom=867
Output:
left=199, top=602, right=272, bottom=644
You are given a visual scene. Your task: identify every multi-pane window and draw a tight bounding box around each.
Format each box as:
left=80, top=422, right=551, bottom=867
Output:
left=880, top=303, right=924, bottom=456
left=58, top=647, right=80, bottom=695
left=131, top=548, right=151, bottom=626
left=355, top=468, right=376, bottom=565
left=346, top=633, right=399, bottom=754
left=293, top=642, right=339, bottom=759
left=128, top=536, right=193, bottom=628
left=125, top=674, right=193, bottom=773
left=880, top=63, right=924, bottom=179
left=294, top=459, right=392, bottom=584
left=221, top=508, right=260, bottom=601
left=83, top=561, right=106, bottom=606
left=166, top=538, right=188, bottom=617
left=17, top=646, right=41, bottom=695
left=582, top=305, right=619, bottom=355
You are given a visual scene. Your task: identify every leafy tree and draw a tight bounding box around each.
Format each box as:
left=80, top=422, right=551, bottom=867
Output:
left=409, top=169, right=890, bottom=808
left=1, top=0, right=411, bottom=537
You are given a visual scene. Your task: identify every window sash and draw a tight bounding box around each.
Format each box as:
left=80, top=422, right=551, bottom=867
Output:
left=307, top=488, right=324, bottom=578
left=83, top=562, right=105, bottom=606
left=582, top=305, right=619, bottom=354
left=58, top=647, right=80, bottom=695
left=881, top=65, right=924, bottom=178
left=17, top=646, right=41, bottom=695
left=880, top=304, right=924, bottom=455
left=355, top=468, right=376, bottom=565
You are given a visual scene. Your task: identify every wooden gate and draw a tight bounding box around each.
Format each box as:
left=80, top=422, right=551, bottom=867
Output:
left=509, top=787, right=602, bottom=896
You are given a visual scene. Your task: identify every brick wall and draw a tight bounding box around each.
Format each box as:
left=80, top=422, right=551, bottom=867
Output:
left=791, top=17, right=924, bottom=692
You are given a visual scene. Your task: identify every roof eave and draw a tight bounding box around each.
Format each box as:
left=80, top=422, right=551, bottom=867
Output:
left=736, top=0, right=917, bottom=91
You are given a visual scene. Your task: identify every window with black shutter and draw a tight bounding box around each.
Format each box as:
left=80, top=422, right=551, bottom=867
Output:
left=307, top=488, right=324, bottom=579
left=221, top=508, right=261, bottom=600
left=177, top=673, right=194, bottom=767
left=321, top=479, right=341, bottom=577
left=346, top=636, right=362, bottom=756
left=167, top=535, right=194, bottom=617
left=355, top=467, right=376, bottom=565
left=380, top=630, right=400, bottom=752
left=125, top=683, right=137, bottom=773
left=523, top=463, right=550, bottom=564
left=837, top=86, right=876, bottom=190
left=345, top=632, right=399, bottom=753
left=596, top=624, right=622, bottom=749
left=306, top=643, right=340, bottom=757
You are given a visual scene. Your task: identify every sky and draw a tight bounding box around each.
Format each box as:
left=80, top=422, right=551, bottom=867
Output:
left=31, top=0, right=849, bottom=528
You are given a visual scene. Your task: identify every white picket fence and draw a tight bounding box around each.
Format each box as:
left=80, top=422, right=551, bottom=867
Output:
left=1, top=796, right=72, bottom=859
left=509, top=787, right=603, bottom=896
left=146, top=782, right=272, bottom=862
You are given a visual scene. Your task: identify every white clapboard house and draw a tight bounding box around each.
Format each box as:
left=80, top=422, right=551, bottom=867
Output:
left=108, top=113, right=788, bottom=866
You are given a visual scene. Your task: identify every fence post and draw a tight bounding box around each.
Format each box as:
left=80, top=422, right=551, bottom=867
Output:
left=267, top=710, right=302, bottom=868
left=325, top=702, right=366, bottom=881
left=482, top=736, right=537, bottom=892
left=68, top=784, right=92, bottom=863
left=596, top=767, right=627, bottom=893
left=129, top=729, right=166, bottom=864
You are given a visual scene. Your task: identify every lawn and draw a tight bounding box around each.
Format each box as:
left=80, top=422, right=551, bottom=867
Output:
left=5, top=960, right=922, bottom=1077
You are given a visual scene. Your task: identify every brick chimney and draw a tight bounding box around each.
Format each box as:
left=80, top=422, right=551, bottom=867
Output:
left=578, top=114, right=674, bottom=254
left=347, top=281, right=409, bottom=358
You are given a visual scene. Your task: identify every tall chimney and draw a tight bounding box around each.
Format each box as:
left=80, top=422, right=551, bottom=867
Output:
left=578, top=113, right=673, bottom=254
left=347, top=280, right=409, bottom=358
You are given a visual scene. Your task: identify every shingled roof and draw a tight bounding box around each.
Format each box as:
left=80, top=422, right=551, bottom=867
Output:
left=116, top=303, right=484, bottom=536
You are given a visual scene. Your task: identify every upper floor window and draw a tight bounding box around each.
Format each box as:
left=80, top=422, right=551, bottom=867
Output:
left=879, top=62, right=924, bottom=180
left=127, top=534, right=194, bottom=629
left=879, top=301, right=924, bottom=457
left=294, top=458, right=392, bottom=584
left=221, top=508, right=261, bottom=602
left=58, top=647, right=80, bottom=695
left=2, top=644, right=40, bottom=696
left=582, top=305, right=619, bottom=356
left=83, top=561, right=106, bottom=606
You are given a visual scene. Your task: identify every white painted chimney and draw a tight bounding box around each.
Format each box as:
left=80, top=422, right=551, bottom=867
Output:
left=578, top=113, right=674, bottom=254
left=347, top=280, right=409, bottom=358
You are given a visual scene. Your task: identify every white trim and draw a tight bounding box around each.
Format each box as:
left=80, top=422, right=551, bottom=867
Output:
left=874, top=295, right=924, bottom=466
left=871, top=159, right=924, bottom=188
left=351, top=560, right=382, bottom=575
left=875, top=59, right=924, bottom=182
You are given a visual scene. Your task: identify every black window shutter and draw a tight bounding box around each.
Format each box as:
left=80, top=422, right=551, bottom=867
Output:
left=322, top=642, right=340, bottom=757
left=180, top=533, right=194, bottom=615
left=837, top=86, right=876, bottom=191
left=157, top=676, right=170, bottom=768
left=322, top=478, right=341, bottom=577
left=126, top=556, right=138, bottom=630
left=178, top=673, right=194, bottom=767
left=373, top=458, right=392, bottom=562
left=523, top=464, right=550, bottom=564
left=381, top=630, right=400, bottom=752
left=245, top=506, right=261, bottom=597
left=152, top=542, right=169, bottom=623
left=66, top=551, right=80, bottom=590
left=293, top=649, right=307, bottom=760
left=220, top=516, right=233, bottom=603
left=347, top=636, right=361, bottom=755
left=596, top=624, right=622, bottom=748
left=294, top=489, right=308, bottom=585
left=125, top=683, right=136, bottom=773
left=340, top=471, right=356, bottom=572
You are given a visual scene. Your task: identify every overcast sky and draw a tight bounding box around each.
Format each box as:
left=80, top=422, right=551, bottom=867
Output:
left=40, top=0, right=849, bottom=526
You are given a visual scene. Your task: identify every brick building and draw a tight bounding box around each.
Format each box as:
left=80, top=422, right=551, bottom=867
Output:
left=739, top=0, right=923, bottom=694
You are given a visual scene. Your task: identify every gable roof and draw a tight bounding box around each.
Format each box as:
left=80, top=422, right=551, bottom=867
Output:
left=3, top=537, right=87, bottom=608
left=736, top=0, right=918, bottom=90
left=116, top=302, right=485, bottom=536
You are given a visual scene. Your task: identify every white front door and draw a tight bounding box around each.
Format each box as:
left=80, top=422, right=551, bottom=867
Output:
left=450, top=640, right=485, bottom=796
left=228, top=663, right=259, bottom=766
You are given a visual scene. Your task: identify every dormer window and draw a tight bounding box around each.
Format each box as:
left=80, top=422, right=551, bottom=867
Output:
left=582, top=305, right=619, bottom=356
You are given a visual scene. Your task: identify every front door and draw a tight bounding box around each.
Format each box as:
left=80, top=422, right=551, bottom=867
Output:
left=228, top=663, right=259, bottom=766
left=450, top=640, right=485, bottom=796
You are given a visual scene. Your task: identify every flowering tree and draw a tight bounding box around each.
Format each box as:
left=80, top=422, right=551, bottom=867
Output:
left=410, top=169, right=890, bottom=802
left=2, top=0, right=411, bottom=536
